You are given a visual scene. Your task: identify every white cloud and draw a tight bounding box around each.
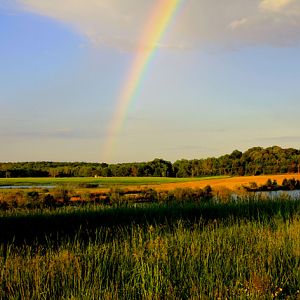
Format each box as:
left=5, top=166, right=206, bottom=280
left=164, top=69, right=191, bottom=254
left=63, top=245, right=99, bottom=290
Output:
left=15, top=0, right=300, bottom=50
left=17, top=0, right=155, bottom=51
left=228, top=18, right=248, bottom=30
left=259, top=0, right=296, bottom=12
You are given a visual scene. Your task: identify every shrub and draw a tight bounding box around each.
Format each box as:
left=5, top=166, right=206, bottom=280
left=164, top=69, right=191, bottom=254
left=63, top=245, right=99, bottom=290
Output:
left=109, top=188, right=126, bottom=206
left=53, top=187, right=71, bottom=204
left=26, top=191, right=39, bottom=202
left=140, top=188, right=158, bottom=203
left=43, top=194, right=57, bottom=208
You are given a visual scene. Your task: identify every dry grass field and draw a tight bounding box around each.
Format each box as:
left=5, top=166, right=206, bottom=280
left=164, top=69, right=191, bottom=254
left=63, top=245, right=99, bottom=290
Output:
left=139, top=174, right=300, bottom=192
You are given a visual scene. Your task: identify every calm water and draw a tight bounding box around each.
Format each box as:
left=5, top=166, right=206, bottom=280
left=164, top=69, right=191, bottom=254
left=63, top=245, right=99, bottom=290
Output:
left=0, top=185, right=56, bottom=189
left=228, top=189, right=300, bottom=201
left=255, top=190, right=300, bottom=198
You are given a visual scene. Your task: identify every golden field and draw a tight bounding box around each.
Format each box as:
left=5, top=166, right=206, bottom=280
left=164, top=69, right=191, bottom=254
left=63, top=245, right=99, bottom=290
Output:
left=73, top=173, right=300, bottom=195
left=152, top=174, right=300, bottom=191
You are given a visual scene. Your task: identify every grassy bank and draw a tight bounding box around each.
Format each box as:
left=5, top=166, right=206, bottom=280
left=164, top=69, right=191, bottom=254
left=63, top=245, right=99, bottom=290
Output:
left=0, top=215, right=299, bottom=298
left=0, top=196, right=299, bottom=299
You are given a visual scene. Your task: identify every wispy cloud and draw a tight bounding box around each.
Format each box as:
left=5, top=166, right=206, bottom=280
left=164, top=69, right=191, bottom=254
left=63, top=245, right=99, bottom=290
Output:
left=259, top=136, right=300, bottom=143
left=228, top=18, right=248, bottom=30
left=14, top=0, right=300, bottom=49
left=1, top=128, right=103, bottom=140
left=166, top=145, right=217, bottom=152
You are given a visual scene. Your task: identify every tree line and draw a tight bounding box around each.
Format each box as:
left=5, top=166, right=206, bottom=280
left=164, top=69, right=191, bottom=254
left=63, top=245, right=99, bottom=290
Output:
left=1, top=146, right=300, bottom=178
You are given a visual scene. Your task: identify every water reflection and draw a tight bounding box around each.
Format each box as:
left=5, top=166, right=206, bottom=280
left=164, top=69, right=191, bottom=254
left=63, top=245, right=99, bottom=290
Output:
left=255, top=190, right=300, bottom=199
left=0, top=185, right=56, bottom=189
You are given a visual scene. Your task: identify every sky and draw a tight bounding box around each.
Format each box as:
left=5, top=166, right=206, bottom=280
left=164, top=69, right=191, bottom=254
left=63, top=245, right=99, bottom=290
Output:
left=1, top=0, right=300, bottom=163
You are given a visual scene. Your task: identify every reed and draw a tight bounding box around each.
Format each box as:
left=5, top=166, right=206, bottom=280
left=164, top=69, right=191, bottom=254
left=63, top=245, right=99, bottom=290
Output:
left=0, top=196, right=299, bottom=299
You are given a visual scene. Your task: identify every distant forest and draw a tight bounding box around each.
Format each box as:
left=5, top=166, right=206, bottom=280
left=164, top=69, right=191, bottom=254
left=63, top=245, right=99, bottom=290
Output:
left=1, top=146, right=300, bottom=178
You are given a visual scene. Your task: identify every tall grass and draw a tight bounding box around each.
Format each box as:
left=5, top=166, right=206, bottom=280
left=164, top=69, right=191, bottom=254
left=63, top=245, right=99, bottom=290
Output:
left=0, top=196, right=299, bottom=244
left=0, top=217, right=299, bottom=299
left=0, top=196, right=299, bottom=299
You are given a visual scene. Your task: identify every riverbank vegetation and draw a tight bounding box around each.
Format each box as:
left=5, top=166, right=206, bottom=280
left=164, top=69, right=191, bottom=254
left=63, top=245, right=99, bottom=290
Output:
left=244, top=177, right=300, bottom=192
left=1, top=176, right=300, bottom=211
left=0, top=186, right=213, bottom=211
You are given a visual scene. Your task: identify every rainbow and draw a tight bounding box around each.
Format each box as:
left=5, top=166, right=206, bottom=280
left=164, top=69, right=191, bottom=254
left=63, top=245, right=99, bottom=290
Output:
left=102, top=0, right=183, bottom=162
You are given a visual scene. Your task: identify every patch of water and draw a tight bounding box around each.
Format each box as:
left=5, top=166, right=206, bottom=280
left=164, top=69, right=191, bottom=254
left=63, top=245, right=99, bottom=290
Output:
left=0, top=185, right=56, bottom=189
left=227, top=190, right=300, bottom=201
left=255, top=190, right=300, bottom=199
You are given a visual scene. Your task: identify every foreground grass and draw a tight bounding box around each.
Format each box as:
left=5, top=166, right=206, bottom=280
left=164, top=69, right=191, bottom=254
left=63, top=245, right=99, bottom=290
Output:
left=1, top=217, right=299, bottom=299
left=0, top=176, right=228, bottom=188
left=0, top=197, right=299, bottom=299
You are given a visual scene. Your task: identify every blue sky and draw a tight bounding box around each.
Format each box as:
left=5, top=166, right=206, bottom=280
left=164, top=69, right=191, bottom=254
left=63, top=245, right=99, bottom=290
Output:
left=1, top=0, right=300, bottom=163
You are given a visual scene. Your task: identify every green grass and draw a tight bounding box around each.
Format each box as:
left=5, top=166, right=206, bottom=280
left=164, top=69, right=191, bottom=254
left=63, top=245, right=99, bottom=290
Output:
left=0, top=175, right=229, bottom=187
left=0, top=196, right=299, bottom=243
left=0, top=207, right=299, bottom=298
left=0, top=196, right=299, bottom=299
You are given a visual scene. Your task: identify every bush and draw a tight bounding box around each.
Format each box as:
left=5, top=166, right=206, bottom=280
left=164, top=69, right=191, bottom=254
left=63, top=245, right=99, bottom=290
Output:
left=43, top=194, right=57, bottom=208
left=109, top=188, right=126, bottom=206
left=26, top=191, right=39, bottom=202
left=139, top=188, right=158, bottom=203
left=53, top=187, right=71, bottom=204
left=282, top=178, right=300, bottom=190
left=166, top=186, right=213, bottom=204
